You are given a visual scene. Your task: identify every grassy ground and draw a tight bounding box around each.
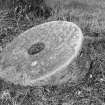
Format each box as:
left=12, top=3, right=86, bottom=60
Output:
left=0, top=0, right=105, bottom=105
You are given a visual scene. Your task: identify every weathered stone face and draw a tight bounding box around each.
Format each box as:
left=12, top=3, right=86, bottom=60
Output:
left=0, top=21, right=83, bottom=86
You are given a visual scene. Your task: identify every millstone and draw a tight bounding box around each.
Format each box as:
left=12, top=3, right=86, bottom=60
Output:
left=0, top=21, right=84, bottom=86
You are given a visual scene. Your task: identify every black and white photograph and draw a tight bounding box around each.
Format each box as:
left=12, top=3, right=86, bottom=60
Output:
left=0, top=0, right=105, bottom=105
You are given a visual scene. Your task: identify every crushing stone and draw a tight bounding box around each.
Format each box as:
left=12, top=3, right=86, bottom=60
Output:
left=0, top=21, right=84, bottom=86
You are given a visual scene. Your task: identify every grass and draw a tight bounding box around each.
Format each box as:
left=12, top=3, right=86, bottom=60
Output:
left=0, top=0, right=105, bottom=105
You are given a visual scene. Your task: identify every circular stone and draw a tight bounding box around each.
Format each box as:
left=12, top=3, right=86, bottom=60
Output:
left=0, top=21, right=84, bottom=86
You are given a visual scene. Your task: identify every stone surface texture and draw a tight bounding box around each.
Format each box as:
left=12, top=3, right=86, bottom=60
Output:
left=0, top=21, right=83, bottom=86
